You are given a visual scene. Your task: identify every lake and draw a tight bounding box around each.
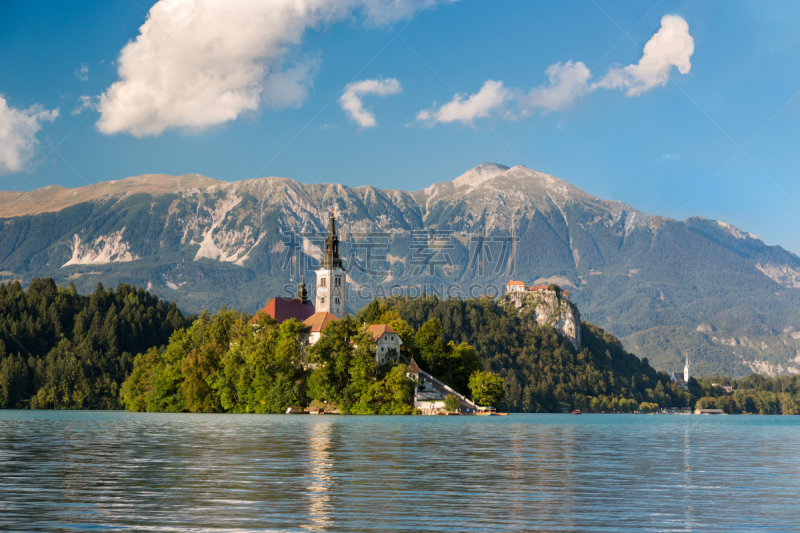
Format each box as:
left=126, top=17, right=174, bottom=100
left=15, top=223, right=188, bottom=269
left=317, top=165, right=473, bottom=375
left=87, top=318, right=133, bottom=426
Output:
left=1, top=411, right=798, bottom=532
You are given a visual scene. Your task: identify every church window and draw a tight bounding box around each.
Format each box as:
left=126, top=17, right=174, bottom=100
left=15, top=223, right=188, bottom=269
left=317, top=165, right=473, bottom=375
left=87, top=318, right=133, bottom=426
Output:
left=335, top=297, right=340, bottom=304
left=321, top=297, right=325, bottom=304
left=335, top=277, right=340, bottom=286
left=320, top=278, right=326, bottom=287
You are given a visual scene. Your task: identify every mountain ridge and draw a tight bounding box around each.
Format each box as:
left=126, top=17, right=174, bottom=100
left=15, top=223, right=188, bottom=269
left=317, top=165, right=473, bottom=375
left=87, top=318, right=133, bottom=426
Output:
left=1, top=163, right=799, bottom=378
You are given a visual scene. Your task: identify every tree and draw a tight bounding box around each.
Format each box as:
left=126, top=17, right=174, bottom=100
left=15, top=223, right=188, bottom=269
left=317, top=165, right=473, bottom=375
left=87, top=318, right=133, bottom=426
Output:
left=469, top=370, right=505, bottom=407
left=307, top=318, right=362, bottom=403
left=342, top=327, right=378, bottom=413
left=590, top=397, right=601, bottom=413
left=182, top=342, right=224, bottom=413
left=415, top=318, right=448, bottom=376
left=444, top=394, right=460, bottom=412
left=639, top=401, right=658, bottom=413
left=779, top=393, right=797, bottom=416
left=600, top=397, right=611, bottom=412
left=386, top=316, right=417, bottom=358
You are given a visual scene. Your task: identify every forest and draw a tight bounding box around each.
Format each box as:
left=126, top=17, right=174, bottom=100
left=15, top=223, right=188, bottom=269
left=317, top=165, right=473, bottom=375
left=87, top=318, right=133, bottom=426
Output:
left=0, top=278, right=189, bottom=409
left=1, top=279, right=798, bottom=414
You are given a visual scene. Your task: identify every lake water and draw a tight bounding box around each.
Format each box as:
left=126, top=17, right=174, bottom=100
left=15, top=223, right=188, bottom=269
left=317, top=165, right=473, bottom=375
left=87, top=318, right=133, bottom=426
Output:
left=1, top=411, right=799, bottom=532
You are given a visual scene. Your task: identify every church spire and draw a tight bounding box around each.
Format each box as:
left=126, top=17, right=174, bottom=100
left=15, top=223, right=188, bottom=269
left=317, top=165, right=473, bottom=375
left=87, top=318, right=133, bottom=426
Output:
left=322, top=209, right=342, bottom=269
left=315, top=209, right=347, bottom=319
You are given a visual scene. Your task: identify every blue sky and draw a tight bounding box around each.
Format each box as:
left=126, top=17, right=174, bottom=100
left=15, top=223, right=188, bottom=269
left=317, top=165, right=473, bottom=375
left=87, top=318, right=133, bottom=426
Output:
left=1, top=0, right=800, bottom=252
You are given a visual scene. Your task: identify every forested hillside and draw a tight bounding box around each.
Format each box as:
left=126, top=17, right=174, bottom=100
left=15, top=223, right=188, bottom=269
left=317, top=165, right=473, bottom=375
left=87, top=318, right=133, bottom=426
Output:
left=0, top=279, right=190, bottom=409
left=360, top=296, right=800, bottom=414
left=121, top=311, right=417, bottom=415
left=357, top=296, right=687, bottom=412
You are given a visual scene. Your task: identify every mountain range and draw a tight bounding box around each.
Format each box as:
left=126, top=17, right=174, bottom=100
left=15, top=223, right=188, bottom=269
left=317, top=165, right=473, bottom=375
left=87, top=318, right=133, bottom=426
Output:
left=2, top=163, right=800, bottom=378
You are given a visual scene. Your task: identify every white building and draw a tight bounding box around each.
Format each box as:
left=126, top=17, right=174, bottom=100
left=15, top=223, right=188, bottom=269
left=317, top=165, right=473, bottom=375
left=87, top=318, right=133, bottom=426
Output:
left=367, top=324, right=403, bottom=365
left=315, top=212, right=347, bottom=319
left=302, top=311, right=339, bottom=346
left=670, top=356, right=690, bottom=389
left=506, top=280, right=527, bottom=293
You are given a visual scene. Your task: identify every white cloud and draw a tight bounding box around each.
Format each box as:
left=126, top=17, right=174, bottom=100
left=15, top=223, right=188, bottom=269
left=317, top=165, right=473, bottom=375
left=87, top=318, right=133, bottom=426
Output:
left=416, top=80, right=511, bottom=125
left=418, top=15, right=694, bottom=127
left=0, top=95, right=59, bottom=175
left=520, top=61, right=592, bottom=114
left=72, top=95, right=98, bottom=115
left=594, top=15, right=694, bottom=96
left=74, top=63, right=89, bottom=82
left=261, top=57, right=320, bottom=110
left=339, top=78, right=402, bottom=127
left=96, top=0, right=454, bottom=137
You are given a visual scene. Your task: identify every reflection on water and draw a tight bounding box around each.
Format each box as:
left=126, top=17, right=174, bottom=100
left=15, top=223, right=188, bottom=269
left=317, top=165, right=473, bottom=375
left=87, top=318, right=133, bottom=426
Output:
left=305, top=421, right=333, bottom=531
left=0, top=411, right=799, bottom=532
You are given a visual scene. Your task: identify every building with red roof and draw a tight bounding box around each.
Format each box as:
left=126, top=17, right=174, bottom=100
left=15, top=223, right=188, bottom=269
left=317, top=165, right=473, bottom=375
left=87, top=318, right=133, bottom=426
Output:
left=366, top=324, right=403, bottom=365
left=302, top=311, right=339, bottom=345
left=506, top=280, right=570, bottom=299
left=251, top=280, right=315, bottom=324
left=506, top=280, right=527, bottom=292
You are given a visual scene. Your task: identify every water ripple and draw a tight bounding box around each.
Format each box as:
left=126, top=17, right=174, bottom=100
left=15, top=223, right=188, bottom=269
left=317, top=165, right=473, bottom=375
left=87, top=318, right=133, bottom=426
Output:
left=0, top=412, right=799, bottom=532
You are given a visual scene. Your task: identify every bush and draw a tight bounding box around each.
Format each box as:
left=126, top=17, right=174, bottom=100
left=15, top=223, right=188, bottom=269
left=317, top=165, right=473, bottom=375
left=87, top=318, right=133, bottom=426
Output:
left=444, top=394, right=460, bottom=412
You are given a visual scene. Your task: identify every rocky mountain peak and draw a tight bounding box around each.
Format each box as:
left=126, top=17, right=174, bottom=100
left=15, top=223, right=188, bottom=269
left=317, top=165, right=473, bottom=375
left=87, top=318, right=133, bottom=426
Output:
left=451, top=162, right=510, bottom=189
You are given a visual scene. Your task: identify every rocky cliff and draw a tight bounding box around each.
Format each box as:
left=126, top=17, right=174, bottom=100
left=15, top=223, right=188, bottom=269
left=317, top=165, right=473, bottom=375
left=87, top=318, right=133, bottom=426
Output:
left=504, top=290, right=582, bottom=351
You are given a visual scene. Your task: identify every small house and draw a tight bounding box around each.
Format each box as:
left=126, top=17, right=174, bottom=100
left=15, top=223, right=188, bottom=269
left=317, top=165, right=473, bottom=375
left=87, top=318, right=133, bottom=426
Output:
left=506, top=280, right=527, bottom=293
left=366, top=324, right=403, bottom=365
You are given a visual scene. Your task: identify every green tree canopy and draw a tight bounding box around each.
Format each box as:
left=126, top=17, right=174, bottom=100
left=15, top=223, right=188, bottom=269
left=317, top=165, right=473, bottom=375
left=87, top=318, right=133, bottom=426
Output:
left=469, top=370, right=505, bottom=407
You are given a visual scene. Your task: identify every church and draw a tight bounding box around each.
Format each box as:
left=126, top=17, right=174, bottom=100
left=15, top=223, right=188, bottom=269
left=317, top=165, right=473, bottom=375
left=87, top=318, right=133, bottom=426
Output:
left=254, top=211, right=401, bottom=362
left=670, top=357, right=691, bottom=389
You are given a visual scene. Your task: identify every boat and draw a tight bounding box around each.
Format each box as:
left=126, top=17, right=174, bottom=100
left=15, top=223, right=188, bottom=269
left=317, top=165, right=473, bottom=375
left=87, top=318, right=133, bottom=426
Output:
left=572, top=409, right=581, bottom=415
left=476, top=407, right=497, bottom=416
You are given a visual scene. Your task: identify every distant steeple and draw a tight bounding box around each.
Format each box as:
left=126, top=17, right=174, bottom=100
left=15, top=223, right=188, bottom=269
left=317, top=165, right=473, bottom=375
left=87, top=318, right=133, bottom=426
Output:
left=684, top=355, right=690, bottom=384
left=296, top=276, right=308, bottom=304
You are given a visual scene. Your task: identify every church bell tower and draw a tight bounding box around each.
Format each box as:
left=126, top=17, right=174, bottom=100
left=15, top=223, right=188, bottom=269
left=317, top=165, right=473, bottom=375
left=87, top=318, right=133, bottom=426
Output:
left=315, top=211, right=347, bottom=318
left=684, top=356, right=690, bottom=384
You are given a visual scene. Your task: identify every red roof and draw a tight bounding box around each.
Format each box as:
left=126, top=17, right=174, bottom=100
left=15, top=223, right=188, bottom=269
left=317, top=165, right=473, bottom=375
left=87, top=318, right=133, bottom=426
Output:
left=529, top=283, right=549, bottom=291
left=507, top=280, right=526, bottom=286
left=407, top=358, right=422, bottom=374
left=303, top=312, right=339, bottom=332
left=251, top=297, right=316, bottom=324
left=366, top=324, right=399, bottom=342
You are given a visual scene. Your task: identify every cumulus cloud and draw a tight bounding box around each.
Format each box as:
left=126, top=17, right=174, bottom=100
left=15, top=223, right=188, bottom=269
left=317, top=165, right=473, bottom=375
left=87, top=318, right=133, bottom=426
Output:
left=339, top=78, right=402, bottom=127
left=416, top=80, right=510, bottom=125
left=594, top=15, right=694, bottom=96
left=96, top=0, right=455, bottom=137
left=0, top=96, right=59, bottom=175
left=520, top=61, right=592, bottom=114
left=74, top=63, right=89, bottom=82
left=419, top=15, right=694, bottom=126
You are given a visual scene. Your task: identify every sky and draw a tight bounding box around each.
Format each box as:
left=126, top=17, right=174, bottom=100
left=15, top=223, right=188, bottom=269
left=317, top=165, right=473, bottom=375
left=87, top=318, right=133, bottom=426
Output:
left=1, top=0, right=800, bottom=252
